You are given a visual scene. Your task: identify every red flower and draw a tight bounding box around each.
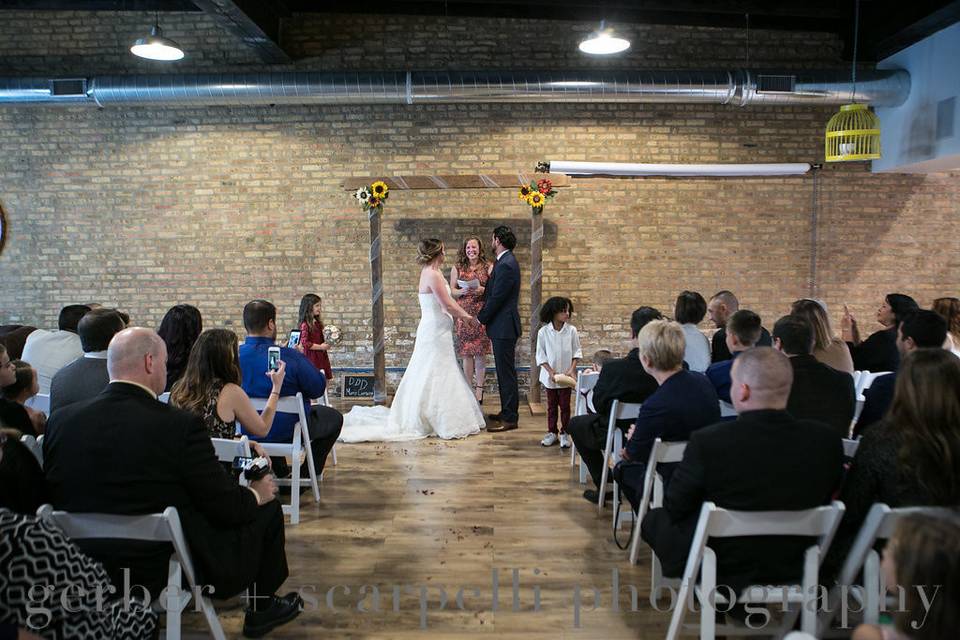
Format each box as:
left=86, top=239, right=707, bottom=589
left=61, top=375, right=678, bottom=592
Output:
left=537, top=178, right=553, bottom=195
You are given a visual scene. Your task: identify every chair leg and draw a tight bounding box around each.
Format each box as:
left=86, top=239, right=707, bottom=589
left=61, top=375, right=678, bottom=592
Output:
left=569, top=442, right=576, bottom=466
left=700, top=548, right=717, bottom=640
left=331, top=443, right=338, bottom=466
left=597, top=424, right=617, bottom=514
left=302, top=427, right=321, bottom=502
left=289, top=437, right=302, bottom=526
left=628, top=508, right=644, bottom=565
left=165, top=559, right=183, bottom=640
left=610, top=430, right=622, bottom=527
left=198, top=595, right=227, bottom=640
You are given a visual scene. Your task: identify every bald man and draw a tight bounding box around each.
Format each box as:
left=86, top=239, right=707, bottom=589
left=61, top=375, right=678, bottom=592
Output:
left=640, top=347, right=843, bottom=596
left=707, top=291, right=772, bottom=363
left=44, top=328, right=303, bottom=638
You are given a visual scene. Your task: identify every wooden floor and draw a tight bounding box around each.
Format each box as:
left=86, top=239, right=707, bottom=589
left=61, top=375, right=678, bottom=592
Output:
left=191, top=400, right=671, bottom=638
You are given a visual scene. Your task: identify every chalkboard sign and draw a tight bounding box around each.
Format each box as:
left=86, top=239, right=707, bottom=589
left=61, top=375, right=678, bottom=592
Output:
left=342, top=374, right=376, bottom=399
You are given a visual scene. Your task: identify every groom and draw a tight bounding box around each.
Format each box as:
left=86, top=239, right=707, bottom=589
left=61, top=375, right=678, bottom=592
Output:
left=478, top=225, right=522, bottom=432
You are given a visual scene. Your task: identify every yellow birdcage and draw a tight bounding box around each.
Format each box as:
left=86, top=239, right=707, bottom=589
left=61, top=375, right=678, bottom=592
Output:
left=825, top=103, right=881, bottom=162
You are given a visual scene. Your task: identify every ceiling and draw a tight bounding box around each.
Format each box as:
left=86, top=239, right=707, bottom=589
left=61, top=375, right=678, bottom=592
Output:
left=1, top=0, right=958, bottom=64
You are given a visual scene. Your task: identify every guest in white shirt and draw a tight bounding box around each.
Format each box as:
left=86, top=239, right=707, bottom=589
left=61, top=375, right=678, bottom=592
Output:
left=49, top=309, right=126, bottom=414
left=674, top=291, right=711, bottom=372
left=535, top=296, right=582, bottom=448
left=20, top=305, right=90, bottom=394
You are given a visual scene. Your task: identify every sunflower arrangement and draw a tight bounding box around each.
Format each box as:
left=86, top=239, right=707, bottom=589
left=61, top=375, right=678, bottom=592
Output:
left=355, top=180, right=391, bottom=212
left=518, top=178, right=557, bottom=211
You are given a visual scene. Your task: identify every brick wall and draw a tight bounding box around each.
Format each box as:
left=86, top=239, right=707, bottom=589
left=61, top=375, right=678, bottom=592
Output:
left=1, top=12, right=958, bottom=393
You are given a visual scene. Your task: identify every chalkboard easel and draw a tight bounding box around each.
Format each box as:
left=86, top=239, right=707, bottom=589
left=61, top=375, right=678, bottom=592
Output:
left=341, top=374, right=376, bottom=400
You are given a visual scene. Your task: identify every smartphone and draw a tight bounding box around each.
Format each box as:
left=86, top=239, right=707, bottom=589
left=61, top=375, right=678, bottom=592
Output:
left=268, top=346, right=281, bottom=371
left=288, top=330, right=301, bottom=348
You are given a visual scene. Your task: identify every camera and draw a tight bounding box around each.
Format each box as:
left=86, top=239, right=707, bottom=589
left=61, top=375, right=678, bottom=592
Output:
left=233, top=456, right=272, bottom=482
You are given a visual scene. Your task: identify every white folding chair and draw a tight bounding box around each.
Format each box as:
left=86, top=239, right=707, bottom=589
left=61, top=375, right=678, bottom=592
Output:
left=597, top=399, right=642, bottom=515
left=570, top=370, right=600, bottom=482
left=36, top=504, right=226, bottom=640
left=628, top=438, right=689, bottom=606
left=19, top=434, right=43, bottom=466
left=25, top=393, right=50, bottom=414
left=718, top=400, right=738, bottom=418
left=666, top=500, right=845, bottom=640
left=842, top=438, right=860, bottom=458
left=210, top=436, right=252, bottom=486
left=818, top=504, right=954, bottom=635
left=248, top=393, right=320, bottom=525
left=158, top=392, right=171, bottom=404
left=852, top=370, right=891, bottom=423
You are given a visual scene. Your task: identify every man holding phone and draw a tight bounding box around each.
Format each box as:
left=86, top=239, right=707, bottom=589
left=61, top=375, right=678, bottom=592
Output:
left=238, top=300, right=343, bottom=479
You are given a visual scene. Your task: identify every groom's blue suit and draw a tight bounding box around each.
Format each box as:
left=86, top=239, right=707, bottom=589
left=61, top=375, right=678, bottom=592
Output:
left=478, top=249, right=521, bottom=423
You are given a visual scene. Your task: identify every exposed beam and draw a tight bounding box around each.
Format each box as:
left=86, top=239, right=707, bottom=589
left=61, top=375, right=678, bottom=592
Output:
left=289, top=0, right=846, bottom=32
left=872, top=0, right=960, bottom=59
left=0, top=0, right=199, bottom=8
left=190, top=0, right=292, bottom=64
left=341, top=173, right=571, bottom=191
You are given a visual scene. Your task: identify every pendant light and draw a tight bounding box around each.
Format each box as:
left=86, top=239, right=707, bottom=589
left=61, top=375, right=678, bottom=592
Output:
left=579, top=20, right=630, bottom=55
left=131, top=12, right=184, bottom=61
left=825, top=0, right=880, bottom=162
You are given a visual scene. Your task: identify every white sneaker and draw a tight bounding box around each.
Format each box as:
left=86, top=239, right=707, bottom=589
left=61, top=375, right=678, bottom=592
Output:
left=540, top=432, right=558, bottom=447
left=559, top=434, right=572, bottom=449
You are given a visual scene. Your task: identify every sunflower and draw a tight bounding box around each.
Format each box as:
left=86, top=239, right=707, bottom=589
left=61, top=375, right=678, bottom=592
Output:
left=527, top=192, right=546, bottom=208
left=371, top=181, right=390, bottom=199
left=367, top=196, right=381, bottom=208
left=518, top=185, right=532, bottom=201
left=355, top=188, right=370, bottom=202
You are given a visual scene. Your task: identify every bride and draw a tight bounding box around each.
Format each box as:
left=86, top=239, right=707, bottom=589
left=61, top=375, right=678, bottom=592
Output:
left=339, top=238, right=486, bottom=442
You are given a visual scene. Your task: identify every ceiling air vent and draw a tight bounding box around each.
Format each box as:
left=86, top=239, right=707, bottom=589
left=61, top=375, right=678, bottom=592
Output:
left=756, top=74, right=796, bottom=93
left=51, top=79, right=87, bottom=96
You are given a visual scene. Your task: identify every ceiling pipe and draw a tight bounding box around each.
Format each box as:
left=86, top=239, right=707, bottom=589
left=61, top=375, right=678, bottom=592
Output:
left=0, top=69, right=910, bottom=108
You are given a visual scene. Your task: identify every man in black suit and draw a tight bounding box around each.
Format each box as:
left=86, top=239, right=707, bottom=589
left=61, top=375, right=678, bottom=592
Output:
left=707, top=290, right=772, bottom=362
left=49, top=308, right=126, bottom=414
left=641, top=347, right=843, bottom=595
left=773, top=314, right=856, bottom=436
left=478, top=225, right=522, bottom=432
left=854, top=309, right=947, bottom=436
left=44, top=328, right=303, bottom=638
left=566, top=307, right=662, bottom=502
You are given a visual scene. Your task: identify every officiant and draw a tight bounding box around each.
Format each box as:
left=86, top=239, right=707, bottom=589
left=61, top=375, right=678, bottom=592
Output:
left=449, top=236, right=494, bottom=404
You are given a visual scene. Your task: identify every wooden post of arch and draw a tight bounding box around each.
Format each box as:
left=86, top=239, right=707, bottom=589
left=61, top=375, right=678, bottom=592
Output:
left=343, top=173, right=570, bottom=407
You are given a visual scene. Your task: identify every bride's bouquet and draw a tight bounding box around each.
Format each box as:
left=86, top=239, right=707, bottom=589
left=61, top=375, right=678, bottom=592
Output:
left=354, top=180, right=390, bottom=212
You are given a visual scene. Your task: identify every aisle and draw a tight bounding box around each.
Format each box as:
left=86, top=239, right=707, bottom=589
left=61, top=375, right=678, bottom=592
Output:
left=196, top=401, right=668, bottom=638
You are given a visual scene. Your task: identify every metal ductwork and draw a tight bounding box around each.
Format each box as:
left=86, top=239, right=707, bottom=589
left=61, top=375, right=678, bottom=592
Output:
left=0, top=69, right=910, bottom=108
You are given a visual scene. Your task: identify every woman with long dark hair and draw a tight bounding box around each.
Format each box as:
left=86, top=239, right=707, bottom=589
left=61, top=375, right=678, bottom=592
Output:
left=171, top=329, right=285, bottom=447
left=828, top=349, right=960, bottom=575
left=842, top=293, right=918, bottom=372
left=297, top=294, right=333, bottom=379
left=157, top=304, right=203, bottom=392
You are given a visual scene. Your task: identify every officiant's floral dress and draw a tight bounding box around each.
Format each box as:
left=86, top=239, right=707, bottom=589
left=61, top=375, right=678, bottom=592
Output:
left=455, top=262, right=491, bottom=357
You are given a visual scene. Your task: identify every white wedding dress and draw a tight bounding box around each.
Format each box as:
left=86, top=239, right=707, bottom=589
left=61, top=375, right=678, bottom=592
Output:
left=339, top=286, right=485, bottom=442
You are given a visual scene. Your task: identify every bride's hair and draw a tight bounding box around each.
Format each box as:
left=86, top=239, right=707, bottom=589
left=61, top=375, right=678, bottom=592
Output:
left=456, top=236, right=488, bottom=272
left=417, top=238, right=444, bottom=265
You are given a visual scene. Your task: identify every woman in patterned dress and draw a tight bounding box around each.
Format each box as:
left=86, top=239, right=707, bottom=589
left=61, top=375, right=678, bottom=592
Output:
left=449, top=236, right=493, bottom=403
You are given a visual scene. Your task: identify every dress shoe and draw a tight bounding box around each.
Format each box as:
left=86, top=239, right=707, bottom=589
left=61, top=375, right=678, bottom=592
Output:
left=485, top=412, right=503, bottom=422
left=243, top=592, right=303, bottom=638
left=487, top=421, right=518, bottom=432
left=582, top=489, right=613, bottom=504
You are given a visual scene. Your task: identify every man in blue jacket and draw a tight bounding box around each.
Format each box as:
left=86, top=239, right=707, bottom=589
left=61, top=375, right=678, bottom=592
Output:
left=239, top=300, right=343, bottom=478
